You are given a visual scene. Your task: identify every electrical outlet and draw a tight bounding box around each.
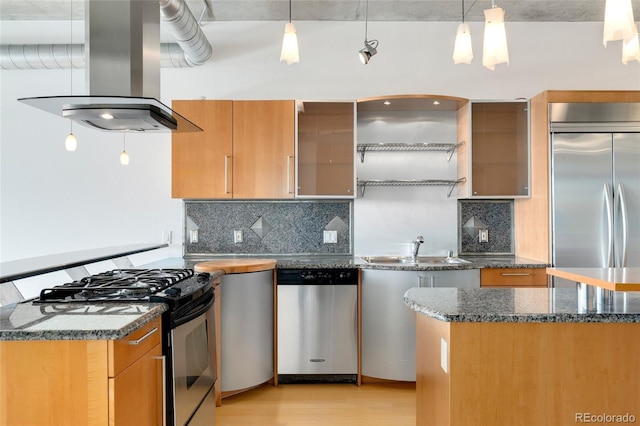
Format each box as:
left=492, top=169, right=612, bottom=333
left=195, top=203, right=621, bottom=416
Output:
left=189, top=229, right=198, bottom=243
left=441, top=338, right=448, bottom=373
left=234, top=229, right=243, bottom=243
left=479, top=229, right=489, bottom=243
left=323, top=230, right=338, bottom=244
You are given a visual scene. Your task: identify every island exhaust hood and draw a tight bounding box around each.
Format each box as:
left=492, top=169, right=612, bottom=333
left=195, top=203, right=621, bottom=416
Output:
left=18, top=0, right=202, bottom=133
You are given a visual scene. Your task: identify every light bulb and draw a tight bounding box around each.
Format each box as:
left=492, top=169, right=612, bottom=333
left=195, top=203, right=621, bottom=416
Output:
left=65, top=132, right=77, bottom=151
left=120, top=150, right=130, bottom=165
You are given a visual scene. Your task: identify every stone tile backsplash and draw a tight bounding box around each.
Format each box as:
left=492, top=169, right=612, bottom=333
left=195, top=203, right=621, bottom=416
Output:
left=458, top=200, right=513, bottom=255
left=184, top=200, right=352, bottom=256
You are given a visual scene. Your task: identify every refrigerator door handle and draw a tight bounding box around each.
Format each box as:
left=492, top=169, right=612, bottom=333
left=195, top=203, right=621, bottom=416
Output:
left=604, top=183, right=614, bottom=267
left=617, top=182, right=629, bottom=267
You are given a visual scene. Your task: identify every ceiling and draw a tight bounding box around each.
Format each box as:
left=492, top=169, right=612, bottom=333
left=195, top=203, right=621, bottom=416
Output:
left=1, top=0, right=638, bottom=23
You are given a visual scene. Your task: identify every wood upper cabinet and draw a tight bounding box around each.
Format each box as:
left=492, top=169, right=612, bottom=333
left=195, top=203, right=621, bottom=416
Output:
left=296, top=101, right=355, bottom=197
left=172, top=100, right=233, bottom=199
left=233, top=100, right=295, bottom=199
left=171, top=100, right=295, bottom=199
left=0, top=317, right=163, bottom=426
left=458, top=100, right=530, bottom=198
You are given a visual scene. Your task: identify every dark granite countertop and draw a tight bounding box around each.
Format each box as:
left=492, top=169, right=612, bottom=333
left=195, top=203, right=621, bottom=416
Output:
left=0, top=253, right=548, bottom=342
left=180, top=254, right=549, bottom=271
left=404, top=287, right=640, bottom=323
left=0, top=301, right=166, bottom=341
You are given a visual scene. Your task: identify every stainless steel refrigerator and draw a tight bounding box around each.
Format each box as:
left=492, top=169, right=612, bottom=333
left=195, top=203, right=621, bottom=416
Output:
left=550, top=103, right=640, bottom=287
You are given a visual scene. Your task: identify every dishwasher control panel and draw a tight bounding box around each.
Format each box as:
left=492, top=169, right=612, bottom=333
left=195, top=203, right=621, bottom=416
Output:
left=277, top=269, right=358, bottom=285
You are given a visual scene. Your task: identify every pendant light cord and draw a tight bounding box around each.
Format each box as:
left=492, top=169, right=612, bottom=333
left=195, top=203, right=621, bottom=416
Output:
left=364, top=0, right=369, bottom=42
left=69, top=0, right=73, bottom=133
left=288, top=0, right=292, bottom=23
left=461, top=0, right=465, bottom=23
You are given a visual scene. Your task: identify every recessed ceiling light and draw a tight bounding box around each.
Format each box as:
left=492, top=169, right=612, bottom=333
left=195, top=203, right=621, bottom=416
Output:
left=383, top=101, right=391, bottom=106
left=100, top=112, right=114, bottom=120
left=433, top=100, right=441, bottom=105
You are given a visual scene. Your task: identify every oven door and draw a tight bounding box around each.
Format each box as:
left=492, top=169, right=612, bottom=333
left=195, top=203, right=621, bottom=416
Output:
left=170, top=289, right=216, bottom=426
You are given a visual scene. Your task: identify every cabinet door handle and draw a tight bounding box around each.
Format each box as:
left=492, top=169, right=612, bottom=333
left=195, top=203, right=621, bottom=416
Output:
left=224, top=155, right=230, bottom=194
left=500, top=273, right=532, bottom=277
left=286, top=155, right=293, bottom=194
left=128, top=327, right=158, bottom=345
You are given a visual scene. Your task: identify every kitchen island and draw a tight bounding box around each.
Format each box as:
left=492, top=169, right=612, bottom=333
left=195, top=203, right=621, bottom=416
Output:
left=404, top=287, right=640, bottom=426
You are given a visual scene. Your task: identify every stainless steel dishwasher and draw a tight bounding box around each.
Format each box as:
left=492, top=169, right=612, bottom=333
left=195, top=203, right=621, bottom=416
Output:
left=277, top=269, right=358, bottom=384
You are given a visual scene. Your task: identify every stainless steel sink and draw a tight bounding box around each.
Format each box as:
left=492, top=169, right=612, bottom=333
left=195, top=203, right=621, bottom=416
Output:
left=360, top=256, right=471, bottom=265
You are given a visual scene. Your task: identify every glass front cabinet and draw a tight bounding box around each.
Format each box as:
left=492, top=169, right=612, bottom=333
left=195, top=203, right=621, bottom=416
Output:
left=296, top=101, right=356, bottom=198
left=457, top=100, right=530, bottom=198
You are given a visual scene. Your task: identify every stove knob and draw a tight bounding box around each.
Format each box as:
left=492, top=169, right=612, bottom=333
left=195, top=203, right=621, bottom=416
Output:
left=165, top=287, right=181, bottom=297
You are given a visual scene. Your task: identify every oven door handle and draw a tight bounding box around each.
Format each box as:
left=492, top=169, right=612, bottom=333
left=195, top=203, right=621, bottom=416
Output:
left=172, top=289, right=215, bottom=328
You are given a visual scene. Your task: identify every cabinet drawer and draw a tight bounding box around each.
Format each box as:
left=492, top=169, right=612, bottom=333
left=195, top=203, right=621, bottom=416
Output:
left=481, top=268, right=547, bottom=287
left=108, top=317, right=162, bottom=377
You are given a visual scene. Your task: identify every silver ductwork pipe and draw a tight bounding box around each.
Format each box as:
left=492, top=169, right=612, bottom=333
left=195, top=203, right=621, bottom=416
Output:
left=159, top=0, right=212, bottom=66
left=1, top=0, right=212, bottom=70
left=0, top=43, right=197, bottom=70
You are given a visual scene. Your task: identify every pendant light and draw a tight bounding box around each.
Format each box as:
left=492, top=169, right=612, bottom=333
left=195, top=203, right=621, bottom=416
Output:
left=280, top=0, right=299, bottom=64
left=622, top=24, right=640, bottom=64
left=358, top=0, right=379, bottom=64
left=120, top=133, right=130, bottom=166
left=64, top=0, right=77, bottom=152
left=453, top=0, right=473, bottom=64
left=603, top=0, right=637, bottom=46
left=482, top=0, right=509, bottom=70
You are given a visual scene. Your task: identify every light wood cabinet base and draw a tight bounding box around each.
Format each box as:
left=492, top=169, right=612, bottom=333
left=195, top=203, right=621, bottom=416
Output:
left=416, top=315, right=640, bottom=426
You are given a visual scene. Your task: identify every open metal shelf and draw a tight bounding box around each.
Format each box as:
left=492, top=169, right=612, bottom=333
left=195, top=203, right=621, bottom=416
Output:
left=357, top=142, right=464, bottom=163
left=356, top=178, right=466, bottom=198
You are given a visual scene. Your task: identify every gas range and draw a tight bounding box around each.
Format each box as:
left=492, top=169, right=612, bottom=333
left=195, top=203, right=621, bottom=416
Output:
left=34, top=268, right=213, bottom=311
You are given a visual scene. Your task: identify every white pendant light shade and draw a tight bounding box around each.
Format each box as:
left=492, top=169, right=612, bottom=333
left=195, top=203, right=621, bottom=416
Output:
left=622, top=25, right=640, bottom=64
left=65, top=132, right=77, bottom=151
left=483, top=7, right=509, bottom=70
left=280, top=22, right=300, bottom=65
left=120, top=150, right=130, bottom=165
left=453, top=23, right=473, bottom=64
left=603, top=0, right=637, bottom=46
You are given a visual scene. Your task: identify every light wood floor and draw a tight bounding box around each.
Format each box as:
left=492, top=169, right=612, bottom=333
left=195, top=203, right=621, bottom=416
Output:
left=216, top=382, right=416, bottom=426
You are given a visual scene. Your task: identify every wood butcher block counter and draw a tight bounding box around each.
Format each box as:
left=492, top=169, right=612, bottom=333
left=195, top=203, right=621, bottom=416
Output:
left=194, top=258, right=277, bottom=274
left=404, top=287, right=640, bottom=426
left=546, top=267, right=640, bottom=291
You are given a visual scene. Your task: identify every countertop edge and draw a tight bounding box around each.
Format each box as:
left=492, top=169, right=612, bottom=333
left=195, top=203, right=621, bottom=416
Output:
left=0, top=303, right=167, bottom=341
left=403, top=294, right=640, bottom=323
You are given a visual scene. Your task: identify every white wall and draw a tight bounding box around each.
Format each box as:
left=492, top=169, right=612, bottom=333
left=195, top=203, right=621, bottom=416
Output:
left=1, top=20, right=638, bottom=262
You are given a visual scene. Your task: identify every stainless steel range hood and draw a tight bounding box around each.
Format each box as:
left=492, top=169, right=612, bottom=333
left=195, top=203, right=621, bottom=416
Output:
left=18, top=0, right=202, bottom=133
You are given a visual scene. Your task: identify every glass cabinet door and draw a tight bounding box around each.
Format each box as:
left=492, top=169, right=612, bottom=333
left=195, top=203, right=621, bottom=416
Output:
left=470, top=101, right=529, bottom=197
left=296, top=101, right=355, bottom=197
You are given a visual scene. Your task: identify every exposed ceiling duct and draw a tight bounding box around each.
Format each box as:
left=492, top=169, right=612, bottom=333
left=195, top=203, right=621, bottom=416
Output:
left=17, top=0, right=211, bottom=132
left=1, top=43, right=204, bottom=70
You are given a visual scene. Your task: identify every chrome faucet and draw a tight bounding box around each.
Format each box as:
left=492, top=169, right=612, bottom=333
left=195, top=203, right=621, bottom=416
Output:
left=411, top=236, right=424, bottom=262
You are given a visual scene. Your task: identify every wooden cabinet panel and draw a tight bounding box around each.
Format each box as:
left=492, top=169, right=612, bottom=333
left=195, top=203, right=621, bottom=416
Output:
left=0, top=339, right=109, bottom=425
left=172, top=100, right=295, bottom=199
left=108, top=317, right=161, bottom=377
left=480, top=267, right=547, bottom=287
left=0, top=319, right=163, bottom=426
left=171, top=100, right=233, bottom=199
left=233, top=100, right=295, bottom=199
left=109, top=344, right=162, bottom=426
